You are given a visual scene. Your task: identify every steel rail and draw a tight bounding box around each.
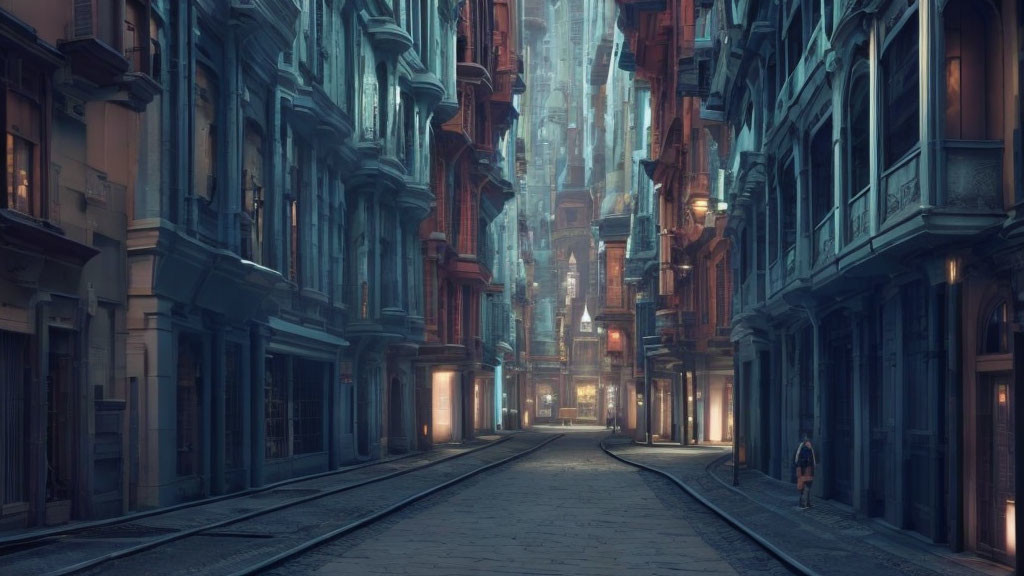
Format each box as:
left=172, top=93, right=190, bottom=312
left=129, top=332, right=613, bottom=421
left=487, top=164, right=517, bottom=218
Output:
left=31, top=434, right=519, bottom=576
left=599, top=438, right=819, bottom=576
left=0, top=448, right=429, bottom=550
left=225, top=433, right=563, bottom=576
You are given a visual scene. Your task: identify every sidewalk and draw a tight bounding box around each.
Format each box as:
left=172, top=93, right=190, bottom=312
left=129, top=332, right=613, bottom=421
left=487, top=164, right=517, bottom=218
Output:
left=604, top=438, right=1011, bottom=576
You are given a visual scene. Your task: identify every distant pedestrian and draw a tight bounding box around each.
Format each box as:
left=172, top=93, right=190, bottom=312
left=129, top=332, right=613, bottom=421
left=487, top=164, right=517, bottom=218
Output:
left=794, top=434, right=817, bottom=509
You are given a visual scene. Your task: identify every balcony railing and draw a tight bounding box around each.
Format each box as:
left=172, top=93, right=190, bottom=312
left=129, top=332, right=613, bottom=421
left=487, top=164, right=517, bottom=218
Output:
left=813, top=211, right=835, bottom=268
left=846, top=188, right=870, bottom=245
left=942, top=141, right=1003, bottom=211
left=784, top=245, right=796, bottom=281
left=880, top=150, right=921, bottom=226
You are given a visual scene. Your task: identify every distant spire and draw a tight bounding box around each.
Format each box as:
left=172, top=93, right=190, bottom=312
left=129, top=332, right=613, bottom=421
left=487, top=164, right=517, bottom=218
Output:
left=580, top=302, right=593, bottom=333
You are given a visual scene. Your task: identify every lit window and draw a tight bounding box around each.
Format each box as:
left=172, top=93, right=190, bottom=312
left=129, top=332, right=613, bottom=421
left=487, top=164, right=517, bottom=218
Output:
left=6, top=134, right=32, bottom=215
left=607, top=329, right=623, bottom=353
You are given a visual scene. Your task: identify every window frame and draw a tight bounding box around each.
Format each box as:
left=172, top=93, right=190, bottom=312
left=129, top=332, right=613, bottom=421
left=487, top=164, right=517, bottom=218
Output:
left=880, top=11, right=920, bottom=169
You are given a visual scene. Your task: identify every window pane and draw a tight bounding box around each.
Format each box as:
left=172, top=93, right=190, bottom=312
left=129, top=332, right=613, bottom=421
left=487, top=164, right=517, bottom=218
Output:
left=883, top=19, right=919, bottom=167
left=194, top=66, right=217, bottom=201
left=850, top=71, right=870, bottom=195
left=7, top=134, right=32, bottom=215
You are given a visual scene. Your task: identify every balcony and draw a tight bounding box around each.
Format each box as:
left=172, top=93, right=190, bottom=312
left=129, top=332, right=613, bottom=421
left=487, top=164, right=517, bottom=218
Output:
left=774, top=21, right=826, bottom=120
left=230, top=0, right=301, bottom=52
left=676, top=47, right=711, bottom=98
left=366, top=16, right=413, bottom=55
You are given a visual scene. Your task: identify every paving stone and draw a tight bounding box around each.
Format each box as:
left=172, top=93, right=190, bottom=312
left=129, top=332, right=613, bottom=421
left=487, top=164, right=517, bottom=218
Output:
left=606, top=440, right=1013, bottom=576
left=274, top=431, right=790, bottom=575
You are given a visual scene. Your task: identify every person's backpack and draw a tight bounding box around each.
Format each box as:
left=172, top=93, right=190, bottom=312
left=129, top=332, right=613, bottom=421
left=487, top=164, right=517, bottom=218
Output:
left=797, top=443, right=813, bottom=468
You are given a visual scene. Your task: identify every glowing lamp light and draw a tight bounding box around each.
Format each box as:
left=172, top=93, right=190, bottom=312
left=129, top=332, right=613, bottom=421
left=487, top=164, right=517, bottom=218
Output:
left=947, top=255, right=962, bottom=285
left=1008, top=500, right=1016, bottom=558
left=692, top=198, right=709, bottom=217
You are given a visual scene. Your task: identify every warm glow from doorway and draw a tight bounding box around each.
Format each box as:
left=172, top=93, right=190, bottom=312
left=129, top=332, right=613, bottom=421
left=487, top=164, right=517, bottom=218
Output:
left=432, top=371, right=454, bottom=443
left=1008, top=500, right=1016, bottom=558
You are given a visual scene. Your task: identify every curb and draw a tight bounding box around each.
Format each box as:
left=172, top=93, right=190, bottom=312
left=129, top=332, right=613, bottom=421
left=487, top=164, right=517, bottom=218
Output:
left=599, top=438, right=820, bottom=576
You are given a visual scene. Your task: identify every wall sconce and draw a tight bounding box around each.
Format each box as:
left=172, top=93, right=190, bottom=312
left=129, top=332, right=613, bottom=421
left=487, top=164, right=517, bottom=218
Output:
left=692, top=198, right=709, bottom=218
left=946, top=255, right=962, bottom=285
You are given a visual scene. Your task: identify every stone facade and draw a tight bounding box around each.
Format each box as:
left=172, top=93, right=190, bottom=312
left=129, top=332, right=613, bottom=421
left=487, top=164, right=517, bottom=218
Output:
left=614, top=0, right=735, bottom=446
left=416, top=0, right=523, bottom=446
left=0, top=0, right=500, bottom=527
left=709, top=0, right=1023, bottom=565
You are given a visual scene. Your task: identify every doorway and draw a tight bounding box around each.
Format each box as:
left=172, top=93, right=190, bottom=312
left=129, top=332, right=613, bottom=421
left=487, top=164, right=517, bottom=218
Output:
left=976, top=372, right=1014, bottom=565
left=828, top=330, right=854, bottom=506
left=575, top=382, right=597, bottom=421
left=431, top=371, right=453, bottom=443
left=46, top=330, right=75, bottom=520
left=176, top=334, right=203, bottom=479
left=651, top=379, right=673, bottom=441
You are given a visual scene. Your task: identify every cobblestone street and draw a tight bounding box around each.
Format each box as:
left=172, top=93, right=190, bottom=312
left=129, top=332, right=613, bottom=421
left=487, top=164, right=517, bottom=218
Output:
left=271, top=430, right=790, bottom=576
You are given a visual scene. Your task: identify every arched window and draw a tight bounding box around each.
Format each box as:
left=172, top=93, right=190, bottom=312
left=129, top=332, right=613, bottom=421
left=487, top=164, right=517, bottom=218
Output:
left=845, top=49, right=870, bottom=244
left=847, top=52, right=870, bottom=198
left=944, top=0, right=1003, bottom=140
left=981, top=300, right=1010, bottom=355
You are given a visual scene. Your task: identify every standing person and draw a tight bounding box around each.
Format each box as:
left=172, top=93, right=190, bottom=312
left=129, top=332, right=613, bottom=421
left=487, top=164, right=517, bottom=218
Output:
left=794, top=434, right=817, bottom=509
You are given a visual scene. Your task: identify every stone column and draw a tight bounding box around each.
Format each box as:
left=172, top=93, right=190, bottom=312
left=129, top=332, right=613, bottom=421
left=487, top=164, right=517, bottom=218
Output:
left=811, top=316, right=827, bottom=500
left=239, top=330, right=252, bottom=489
left=211, top=320, right=226, bottom=495
left=30, top=296, right=50, bottom=526
left=850, top=299, right=868, bottom=517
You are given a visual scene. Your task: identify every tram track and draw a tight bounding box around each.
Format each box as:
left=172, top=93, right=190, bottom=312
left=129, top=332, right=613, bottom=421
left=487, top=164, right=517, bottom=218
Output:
left=599, top=438, right=815, bottom=576
left=0, top=432, right=559, bottom=576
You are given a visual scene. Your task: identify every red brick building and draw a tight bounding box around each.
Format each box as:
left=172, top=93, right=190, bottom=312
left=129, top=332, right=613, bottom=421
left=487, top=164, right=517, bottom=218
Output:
left=418, top=0, right=522, bottom=445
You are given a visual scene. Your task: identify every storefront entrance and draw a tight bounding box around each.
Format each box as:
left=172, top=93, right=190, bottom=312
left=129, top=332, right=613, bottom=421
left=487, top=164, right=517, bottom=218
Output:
left=431, top=371, right=454, bottom=443
left=575, top=383, right=596, bottom=421
left=652, top=379, right=673, bottom=442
